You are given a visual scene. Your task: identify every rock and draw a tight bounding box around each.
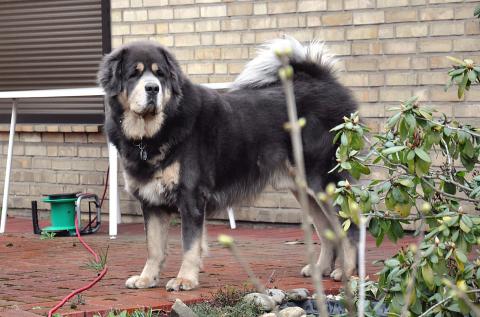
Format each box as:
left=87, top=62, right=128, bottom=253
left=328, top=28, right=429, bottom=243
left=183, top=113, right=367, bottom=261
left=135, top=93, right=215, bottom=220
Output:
left=286, top=288, right=310, bottom=301
left=278, top=306, right=306, bottom=317
left=170, top=298, right=198, bottom=317
left=258, top=313, right=277, bottom=317
left=267, top=288, right=286, bottom=304
left=244, top=292, right=277, bottom=312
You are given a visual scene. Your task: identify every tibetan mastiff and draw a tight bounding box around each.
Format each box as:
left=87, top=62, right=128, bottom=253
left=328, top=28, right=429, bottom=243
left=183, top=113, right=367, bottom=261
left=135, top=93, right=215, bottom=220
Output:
left=98, top=36, right=358, bottom=291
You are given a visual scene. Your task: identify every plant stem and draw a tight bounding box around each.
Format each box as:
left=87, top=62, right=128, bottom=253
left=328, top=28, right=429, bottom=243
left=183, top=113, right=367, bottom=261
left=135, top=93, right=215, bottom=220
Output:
left=229, top=244, right=266, bottom=294
left=358, top=214, right=372, bottom=317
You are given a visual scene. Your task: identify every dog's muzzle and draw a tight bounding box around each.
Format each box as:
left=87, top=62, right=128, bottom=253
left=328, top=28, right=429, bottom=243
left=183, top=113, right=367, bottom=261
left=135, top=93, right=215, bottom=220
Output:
left=144, top=82, right=159, bottom=115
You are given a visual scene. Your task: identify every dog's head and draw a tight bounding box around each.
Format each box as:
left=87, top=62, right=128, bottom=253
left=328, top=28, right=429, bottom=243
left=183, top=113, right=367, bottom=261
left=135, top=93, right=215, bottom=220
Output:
left=98, top=41, right=184, bottom=139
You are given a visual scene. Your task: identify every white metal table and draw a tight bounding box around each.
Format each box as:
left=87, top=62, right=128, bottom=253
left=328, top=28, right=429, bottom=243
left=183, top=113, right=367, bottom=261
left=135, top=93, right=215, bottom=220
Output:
left=0, top=84, right=235, bottom=238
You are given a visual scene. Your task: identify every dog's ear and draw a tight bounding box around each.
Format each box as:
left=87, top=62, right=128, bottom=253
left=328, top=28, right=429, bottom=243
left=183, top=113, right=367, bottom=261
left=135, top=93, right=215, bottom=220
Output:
left=98, top=47, right=125, bottom=96
left=159, top=48, right=184, bottom=96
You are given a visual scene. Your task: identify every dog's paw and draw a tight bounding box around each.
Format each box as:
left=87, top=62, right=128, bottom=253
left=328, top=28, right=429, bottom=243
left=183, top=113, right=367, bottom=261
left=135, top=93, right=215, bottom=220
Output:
left=165, top=277, right=198, bottom=291
left=330, top=268, right=343, bottom=281
left=125, top=275, right=158, bottom=289
left=301, top=264, right=333, bottom=277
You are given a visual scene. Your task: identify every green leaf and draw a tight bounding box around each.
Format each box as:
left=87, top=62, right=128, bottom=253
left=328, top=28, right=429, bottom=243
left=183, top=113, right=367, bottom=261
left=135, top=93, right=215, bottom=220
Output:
left=396, top=178, right=415, bottom=188
left=448, top=68, right=466, bottom=76
left=468, top=69, right=478, bottom=83
left=422, top=264, right=435, bottom=290
left=455, top=249, right=468, bottom=263
left=385, top=258, right=400, bottom=268
left=382, top=145, right=407, bottom=155
left=414, top=148, right=431, bottom=163
left=387, top=112, right=402, bottom=128
left=458, top=72, right=469, bottom=99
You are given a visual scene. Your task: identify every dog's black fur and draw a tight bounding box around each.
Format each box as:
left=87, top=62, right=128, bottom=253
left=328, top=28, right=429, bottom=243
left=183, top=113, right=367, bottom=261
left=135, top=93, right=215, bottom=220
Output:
left=98, top=38, right=358, bottom=291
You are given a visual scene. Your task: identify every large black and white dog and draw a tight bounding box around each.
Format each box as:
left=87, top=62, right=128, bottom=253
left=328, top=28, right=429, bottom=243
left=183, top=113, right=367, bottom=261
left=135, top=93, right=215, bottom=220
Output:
left=98, top=36, right=358, bottom=291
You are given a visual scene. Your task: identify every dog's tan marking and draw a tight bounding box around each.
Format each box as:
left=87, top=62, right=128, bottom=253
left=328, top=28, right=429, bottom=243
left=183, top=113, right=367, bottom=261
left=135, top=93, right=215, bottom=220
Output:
left=166, top=237, right=202, bottom=291
left=160, top=161, right=180, bottom=189
left=152, top=63, right=159, bottom=73
left=126, top=212, right=171, bottom=289
left=136, top=62, right=145, bottom=73
left=121, top=110, right=164, bottom=140
left=118, top=90, right=129, bottom=111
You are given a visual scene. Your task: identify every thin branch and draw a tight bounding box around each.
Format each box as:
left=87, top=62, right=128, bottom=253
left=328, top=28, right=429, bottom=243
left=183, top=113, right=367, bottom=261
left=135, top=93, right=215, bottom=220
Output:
left=422, top=177, right=480, bottom=203
left=358, top=214, right=372, bottom=317
left=418, top=289, right=480, bottom=317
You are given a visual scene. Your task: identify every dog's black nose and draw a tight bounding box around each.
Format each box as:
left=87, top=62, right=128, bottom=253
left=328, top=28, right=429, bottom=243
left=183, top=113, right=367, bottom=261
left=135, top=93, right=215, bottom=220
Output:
left=145, top=83, right=159, bottom=94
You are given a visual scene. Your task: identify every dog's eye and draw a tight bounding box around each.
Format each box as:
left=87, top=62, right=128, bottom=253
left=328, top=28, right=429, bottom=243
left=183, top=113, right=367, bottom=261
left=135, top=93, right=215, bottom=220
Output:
left=156, top=71, right=164, bottom=78
left=129, top=70, right=139, bottom=79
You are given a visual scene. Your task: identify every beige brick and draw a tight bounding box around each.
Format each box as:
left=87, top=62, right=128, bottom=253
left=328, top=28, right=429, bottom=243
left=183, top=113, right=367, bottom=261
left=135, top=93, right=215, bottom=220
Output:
left=65, top=132, right=87, bottom=143
left=385, top=9, right=417, bottom=22
left=418, top=71, right=449, bottom=85
left=346, top=25, right=378, bottom=39
left=306, top=15, right=321, bottom=27
left=172, top=48, right=194, bottom=61
left=214, top=63, right=228, bottom=74
left=143, top=0, right=168, bottom=6
left=227, top=62, right=245, bottom=74
left=11, top=183, right=29, bottom=196
left=341, top=73, right=369, bottom=87
left=187, top=63, right=214, bottom=74
left=73, top=159, right=96, bottom=171
left=175, top=34, right=201, bottom=46
left=42, top=133, right=64, bottom=143
left=195, top=47, right=221, bottom=59
left=148, top=8, right=173, bottom=20
left=111, top=0, right=130, bottom=9
left=383, top=41, right=416, bottom=54
left=25, top=144, right=46, bottom=156
left=430, top=56, right=451, bottom=69
left=57, top=172, right=79, bottom=185
left=250, top=16, right=277, bottom=29
left=112, top=24, right=130, bottom=36
left=221, top=47, right=249, bottom=60
left=376, top=0, right=409, bottom=7
left=131, top=23, right=155, bottom=35
left=466, top=21, right=480, bottom=35
left=328, top=43, right=351, bottom=56
left=52, top=160, right=72, bottom=170
left=298, top=0, right=327, bottom=11
left=80, top=174, right=104, bottom=185
left=12, top=157, right=31, bottom=169
left=221, top=19, right=247, bottom=31
left=396, top=23, right=428, bottom=37
left=378, top=25, right=394, bottom=38
left=352, top=42, right=369, bottom=55
left=47, top=145, right=58, bottom=157
left=380, top=88, right=413, bottom=101
left=215, top=32, right=242, bottom=45
left=242, top=32, right=255, bottom=44
left=200, top=33, right=213, bottom=45
left=454, top=39, right=479, bottom=52
left=112, top=37, right=122, bottom=48
left=429, top=0, right=462, bottom=3
left=195, top=20, right=220, bottom=32
left=156, top=23, right=168, bottom=33
left=455, top=5, right=478, bottom=19
left=315, top=28, right=345, bottom=41
left=149, top=35, right=174, bottom=46
left=454, top=104, right=480, bottom=118
left=369, top=73, right=384, bottom=86
left=174, top=7, right=199, bottom=19
left=430, top=21, right=464, bottom=36
left=267, top=1, right=296, bottom=14
left=253, top=2, right=267, bottom=15
left=352, top=88, right=379, bottom=103
left=32, top=158, right=51, bottom=169
left=411, top=57, right=428, bottom=69
left=345, top=0, right=375, bottom=9
left=429, top=88, right=459, bottom=102
left=200, top=5, right=226, bottom=17
left=328, top=0, right=343, bottom=10
left=419, top=7, right=453, bottom=20
left=353, top=11, right=384, bottom=24
left=169, top=21, right=195, bottom=33
left=111, top=10, right=122, bottom=22
left=385, top=73, right=417, bottom=86
left=278, top=15, right=300, bottom=28
left=227, top=2, right=253, bottom=16
left=169, top=0, right=193, bottom=4
left=87, top=133, right=105, bottom=144
left=131, top=0, right=143, bottom=7
left=419, top=40, right=452, bottom=53
left=286, top=29, right=314, bottom=42
left=19, top=133, right=41, bottom=142
left=322, top=12, right=352, bottom=26
left=78, top=145, right=101, bottom=158
left=123, top=9, right=148, bottom=21
left=345, top=58, right=377, bottom=71
left=378, top=56, right=410, bottom=70
left=95, top=160, right=109, bottom=172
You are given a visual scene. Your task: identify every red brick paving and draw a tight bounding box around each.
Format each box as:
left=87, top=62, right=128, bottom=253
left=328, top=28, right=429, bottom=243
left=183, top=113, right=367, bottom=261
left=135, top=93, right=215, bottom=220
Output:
left=0, top=216, right=415, bottom=316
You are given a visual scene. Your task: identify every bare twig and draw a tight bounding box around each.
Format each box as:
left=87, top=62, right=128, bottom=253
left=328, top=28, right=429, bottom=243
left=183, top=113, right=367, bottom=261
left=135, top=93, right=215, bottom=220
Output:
left=277, top=49, right=330, bottom=317
left=358, top=214, right=372, bottom=317
left=418, top=289, right=480, bottom=317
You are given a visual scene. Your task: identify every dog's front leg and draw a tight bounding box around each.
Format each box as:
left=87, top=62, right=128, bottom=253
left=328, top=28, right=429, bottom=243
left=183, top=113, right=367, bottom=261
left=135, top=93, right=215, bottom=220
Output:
left=166, top=203, right=204, bottom=291
left=126, top=206, right=171, bottom=289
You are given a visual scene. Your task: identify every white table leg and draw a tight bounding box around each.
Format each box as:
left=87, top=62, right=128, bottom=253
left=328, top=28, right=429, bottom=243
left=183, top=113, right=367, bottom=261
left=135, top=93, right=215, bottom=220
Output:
left=227, top=207, right=236, bottom=229
left=108, top=143, right=119, bottom=239
left=1, top=100, right=17, bottom=234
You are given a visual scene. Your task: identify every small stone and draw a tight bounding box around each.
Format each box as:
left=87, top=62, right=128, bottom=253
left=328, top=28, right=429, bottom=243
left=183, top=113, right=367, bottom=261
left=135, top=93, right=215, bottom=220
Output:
left=267, top=288, right=286, bottom=304
left=170, top=298, right=198, bottom=317
left=286, top=288, right=310, bottom=301
left=244, top=293, right=277, bottom=312
left=278, top=306, right=306, bottom=317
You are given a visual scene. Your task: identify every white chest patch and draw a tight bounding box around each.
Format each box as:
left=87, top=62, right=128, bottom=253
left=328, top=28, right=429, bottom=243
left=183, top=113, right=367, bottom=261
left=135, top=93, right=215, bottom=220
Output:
left=124, top=161, right=180, bottom=205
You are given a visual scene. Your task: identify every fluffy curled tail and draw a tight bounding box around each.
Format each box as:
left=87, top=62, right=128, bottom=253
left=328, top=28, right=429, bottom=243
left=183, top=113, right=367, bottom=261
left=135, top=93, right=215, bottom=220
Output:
left=231, top=35, right=336, bottom=90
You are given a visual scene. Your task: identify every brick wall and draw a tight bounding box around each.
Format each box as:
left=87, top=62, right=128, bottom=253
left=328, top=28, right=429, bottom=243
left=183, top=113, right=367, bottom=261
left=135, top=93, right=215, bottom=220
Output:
left=1, top=0, right=480, bottom=224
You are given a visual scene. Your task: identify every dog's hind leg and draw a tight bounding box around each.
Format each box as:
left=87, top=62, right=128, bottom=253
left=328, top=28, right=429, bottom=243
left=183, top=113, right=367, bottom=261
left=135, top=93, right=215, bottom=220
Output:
left=166, top=198, right=204, bottom=291
left=292, top=190, right=336, bottom=277
left=126, top=206, right=171, bottom=289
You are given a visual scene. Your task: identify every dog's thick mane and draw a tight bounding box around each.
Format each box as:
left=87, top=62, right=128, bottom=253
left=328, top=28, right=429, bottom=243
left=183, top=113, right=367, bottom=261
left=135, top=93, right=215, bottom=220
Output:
left=231, top=35, right=335, bottom=90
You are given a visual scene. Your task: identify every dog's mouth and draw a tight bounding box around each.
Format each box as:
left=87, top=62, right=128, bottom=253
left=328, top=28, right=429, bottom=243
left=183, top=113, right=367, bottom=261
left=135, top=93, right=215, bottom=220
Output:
left=133, top=103, right=157, bottom=117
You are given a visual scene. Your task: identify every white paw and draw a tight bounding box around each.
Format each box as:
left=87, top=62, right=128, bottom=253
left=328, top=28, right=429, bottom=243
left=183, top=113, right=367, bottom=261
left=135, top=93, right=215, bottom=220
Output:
left=330, top=268, right=343, bottom=281
left=165, top=277, right=199, bottom=291
left=301, top=264, right=333, bottom=277
left=125, top=275, right=158, bottom=289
